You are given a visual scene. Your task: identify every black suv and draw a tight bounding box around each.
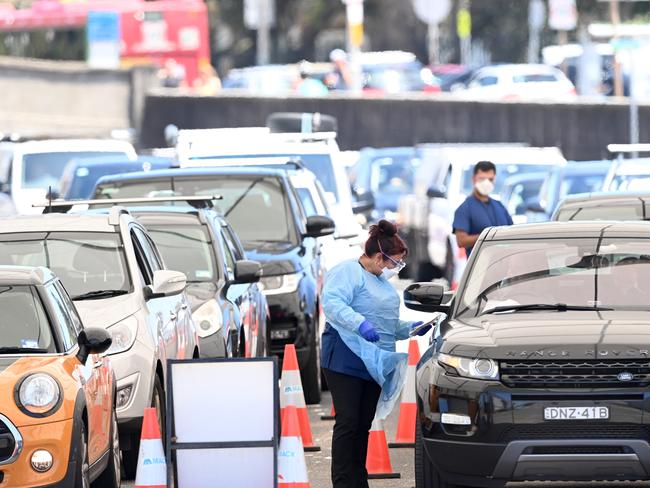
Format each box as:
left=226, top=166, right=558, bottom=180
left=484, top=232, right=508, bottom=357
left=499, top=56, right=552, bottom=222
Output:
left=93, top=167, right=335, bottom=403
left=406, top=221, right=650, bottom=487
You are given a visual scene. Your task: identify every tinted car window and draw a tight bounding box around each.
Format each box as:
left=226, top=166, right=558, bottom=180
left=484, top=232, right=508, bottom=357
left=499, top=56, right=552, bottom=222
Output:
left=0, top=232, right=131, bottom=298
left=556, top=204, right=644, bottom=221
left=22, top=152, right=126, bottom=191
left=478, top=76, right=498, bottom=86
left=0, top=285, right=54, bottom=352
left=147, top=225, right=217, bottom=282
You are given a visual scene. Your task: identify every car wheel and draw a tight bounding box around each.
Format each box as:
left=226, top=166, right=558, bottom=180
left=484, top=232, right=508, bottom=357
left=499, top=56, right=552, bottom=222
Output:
left=75, top=421, right=91, bottom=488
left=416, top=421, right=461, bottom=488
left=302, top=319, right=321, bottom=405
left=92, top=407, right=121, bottom=488
left=123, top=376, right=166, bottom=480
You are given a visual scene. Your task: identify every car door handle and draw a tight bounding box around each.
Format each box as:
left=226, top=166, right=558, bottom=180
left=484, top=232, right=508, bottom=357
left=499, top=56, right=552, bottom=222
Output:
left=170, top=312, right=178, bottom=321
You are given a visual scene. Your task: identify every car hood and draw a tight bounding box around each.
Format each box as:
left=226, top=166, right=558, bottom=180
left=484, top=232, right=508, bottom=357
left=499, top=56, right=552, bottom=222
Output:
left=243, top=241, right=303, bottom=276
left=440, top=311, right=650, bottom=360
left=74, top=293, right=140, bottom=329
left=185, top=282, right=218, bottom=311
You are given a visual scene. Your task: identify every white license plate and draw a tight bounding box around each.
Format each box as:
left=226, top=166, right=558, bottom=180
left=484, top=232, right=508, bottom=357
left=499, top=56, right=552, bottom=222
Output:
left=544, top=406, right=610, bottom=421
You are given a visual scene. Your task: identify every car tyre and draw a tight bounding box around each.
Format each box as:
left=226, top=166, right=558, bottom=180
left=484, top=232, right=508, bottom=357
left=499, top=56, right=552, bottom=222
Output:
left=75, top=421, right=91, bottom=488
left=416, top=421, right=461, bottom=488
left=92, top=407, right=121, bottom=488
left=122, top=376, right=165, bottom=480
left=302, top=319, right=321, bottom=405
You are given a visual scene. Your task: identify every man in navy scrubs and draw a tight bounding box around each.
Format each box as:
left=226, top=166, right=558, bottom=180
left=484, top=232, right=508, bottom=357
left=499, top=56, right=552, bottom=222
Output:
left=453, top=161, right=513, bottom=255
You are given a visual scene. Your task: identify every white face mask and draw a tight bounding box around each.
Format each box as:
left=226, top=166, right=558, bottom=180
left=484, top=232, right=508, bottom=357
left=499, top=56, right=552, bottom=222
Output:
left=474, top=178, right=494, bottom=197
left=381, top=267, right=399, bottom=280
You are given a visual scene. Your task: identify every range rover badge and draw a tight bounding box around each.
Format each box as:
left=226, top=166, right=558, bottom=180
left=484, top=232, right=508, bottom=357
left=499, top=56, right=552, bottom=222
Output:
left=617, top=372, right=634, bottom=382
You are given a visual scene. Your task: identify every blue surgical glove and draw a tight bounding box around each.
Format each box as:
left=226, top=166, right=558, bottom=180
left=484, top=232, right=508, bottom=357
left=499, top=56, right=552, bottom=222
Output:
left=411, top=320, right=432, bottom=336
left=358, top=320, right=380, bottom=343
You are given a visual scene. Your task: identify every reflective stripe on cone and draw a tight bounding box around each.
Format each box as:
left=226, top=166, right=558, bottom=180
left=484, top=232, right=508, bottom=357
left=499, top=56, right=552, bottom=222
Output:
left=366, top=416, right=400, bottom=479
left=278, top=405, right=311, bottom=488
left=135, top=407, right=167, bottom=488
left=389, top=338, right=420, bottom=448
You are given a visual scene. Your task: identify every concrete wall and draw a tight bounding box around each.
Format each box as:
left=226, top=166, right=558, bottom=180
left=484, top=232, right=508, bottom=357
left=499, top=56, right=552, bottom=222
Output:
left=0, top=56, right=157, bottom=138
left=140, top=92, right=650, bottom=160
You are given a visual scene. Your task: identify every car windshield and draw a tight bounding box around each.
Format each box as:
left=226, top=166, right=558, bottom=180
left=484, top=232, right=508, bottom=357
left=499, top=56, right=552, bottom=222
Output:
left=556, top=203, right=646, bottom=221
left=503, top=179, right=544, bottom=216
left=370, top=155, right=420, bottom=195
left=0, top=232, right=131, bottom=298
left=95, top=177, right=299, bottom=246
left=461, top=164, right=555, bottom=195
left=22, top=152, right=127, bottom=191
left=0, top=285, right=54, bottom=353
left=559, top=173, right=606, bottom=199
left=458, top=238, right=650, bottom=317
left=146, top=225, right=217, bottom=282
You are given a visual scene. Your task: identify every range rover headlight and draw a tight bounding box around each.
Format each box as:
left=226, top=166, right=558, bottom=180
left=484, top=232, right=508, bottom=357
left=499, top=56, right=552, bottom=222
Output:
left=105, top=316, right=138, bottom=356
left=438, top=353, right=499, bottom=380
left=193, top=300, right=223, bottom=338
left=18, top=374, right=61, bottom=416
left=258, top=273, right=300, bottom=296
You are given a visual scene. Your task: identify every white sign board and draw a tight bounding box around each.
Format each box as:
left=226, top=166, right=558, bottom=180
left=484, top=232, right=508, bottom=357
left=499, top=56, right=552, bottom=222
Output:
left=548, top=0, right=577, bottom=31
left=412, top=0, right=452, bottom=25
left=167, top=358, right=278, bottom=488
left=244, top=0, right=276, bottom=29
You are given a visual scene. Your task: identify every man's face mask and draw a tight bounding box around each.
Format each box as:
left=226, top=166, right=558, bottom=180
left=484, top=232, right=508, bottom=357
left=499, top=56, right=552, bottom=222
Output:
left=475, top=178, right=495, bottom=197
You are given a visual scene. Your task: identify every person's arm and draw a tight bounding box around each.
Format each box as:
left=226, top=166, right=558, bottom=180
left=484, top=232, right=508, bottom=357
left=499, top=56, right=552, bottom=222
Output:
left=396, top=320, right=413, bottom=340
left=322, top=263, right=366, bottom=332
left=455, top=230, right=480, bottom=249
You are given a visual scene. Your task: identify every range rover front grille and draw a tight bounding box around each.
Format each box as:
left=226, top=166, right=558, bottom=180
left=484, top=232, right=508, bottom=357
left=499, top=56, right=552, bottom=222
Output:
left=500, top=359, right=650, bottom=388
left=499, top=424, right=650, bottom=443
left=0, top=419, right=16, bottom=464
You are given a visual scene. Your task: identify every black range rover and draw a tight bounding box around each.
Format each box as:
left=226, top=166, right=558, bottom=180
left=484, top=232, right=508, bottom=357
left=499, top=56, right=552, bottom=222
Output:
left=406, top=221, right=650, bottom=487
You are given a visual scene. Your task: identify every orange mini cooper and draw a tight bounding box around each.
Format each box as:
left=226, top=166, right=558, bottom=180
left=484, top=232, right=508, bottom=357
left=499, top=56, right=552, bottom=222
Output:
left=0, top=266, right=119, bottom=487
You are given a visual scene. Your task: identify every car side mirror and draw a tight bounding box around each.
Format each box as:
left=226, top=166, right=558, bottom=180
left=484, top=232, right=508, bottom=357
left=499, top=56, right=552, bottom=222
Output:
left=145, top=269, right=187, bottom=300
left=404, top=282, right=453, bottom=313
left=304, top=215, right=336, bottom=238
left=233, top=259, right=262, bottom=284
left=427, top=186, right=446, bottom=199
left=76, top=328, right=112, bottom=364
left=525, top=199, right=546, bottom=214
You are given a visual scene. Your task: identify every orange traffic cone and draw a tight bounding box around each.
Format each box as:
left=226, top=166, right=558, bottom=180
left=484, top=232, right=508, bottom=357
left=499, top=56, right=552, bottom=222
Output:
left=366, top=416, right=400, bottom=479
left=389, top=338, right=420, bottom=448
left=281, top=344, right=321, bottom=452
left=134, top=407, right=167, bottom=488
left=278, top=405, right=311, bottom=488
left=321, top=404, right=335, bottom=421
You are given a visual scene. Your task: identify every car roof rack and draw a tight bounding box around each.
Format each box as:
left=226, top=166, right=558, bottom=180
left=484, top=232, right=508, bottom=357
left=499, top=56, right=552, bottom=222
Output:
left=33, top=195, right=223, bottom=215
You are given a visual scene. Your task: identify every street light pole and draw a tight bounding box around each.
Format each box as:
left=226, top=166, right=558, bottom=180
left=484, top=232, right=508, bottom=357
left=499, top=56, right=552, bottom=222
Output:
left=609, top=0, right=624, bottom=97
left=343, top=0, right=364, bottom=93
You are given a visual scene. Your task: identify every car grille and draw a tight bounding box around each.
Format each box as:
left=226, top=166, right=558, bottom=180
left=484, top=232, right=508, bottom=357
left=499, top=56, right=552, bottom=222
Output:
left=0, top=420, right=15, bottom=464
left=498, top=424, right=650, bottom=443
left=500, top=359, right=650, bottom=388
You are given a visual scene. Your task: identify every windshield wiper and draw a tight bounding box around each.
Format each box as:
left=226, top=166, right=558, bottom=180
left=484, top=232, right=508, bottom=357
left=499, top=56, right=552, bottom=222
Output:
left=72, top=290, right=129, bottom=301
left=482, top=303, right=614, bottom=315
left=0, top=347, right=48, bottom=354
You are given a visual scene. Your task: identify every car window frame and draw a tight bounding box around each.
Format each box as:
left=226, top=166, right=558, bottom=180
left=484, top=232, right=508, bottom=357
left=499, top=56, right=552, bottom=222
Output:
left=45, top=282, right=79, bottom=352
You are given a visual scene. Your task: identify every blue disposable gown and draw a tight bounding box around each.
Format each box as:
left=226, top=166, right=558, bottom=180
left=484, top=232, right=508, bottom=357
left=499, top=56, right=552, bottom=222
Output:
left=322, top=259, right=410, bottom=419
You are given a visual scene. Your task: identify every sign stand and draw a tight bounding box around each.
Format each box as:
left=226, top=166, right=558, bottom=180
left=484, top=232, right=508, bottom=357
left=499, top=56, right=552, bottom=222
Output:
left=166, top=357, right=279, bottom=487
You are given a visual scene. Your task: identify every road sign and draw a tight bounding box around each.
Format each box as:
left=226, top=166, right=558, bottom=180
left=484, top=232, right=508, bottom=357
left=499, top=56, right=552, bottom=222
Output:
left=412, top=0, right=451, bottom=26
left=86, top=11, right=120, bottom=69
left=548, top=0, right=577, bottom=31
left=244, top=0, right=275, bottom=29
left=457, top=7, right=472, bottom=39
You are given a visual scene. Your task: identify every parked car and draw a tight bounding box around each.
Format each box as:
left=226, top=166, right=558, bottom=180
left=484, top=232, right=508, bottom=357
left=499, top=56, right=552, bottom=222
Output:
left=222, top=65, right=298, bottom=95
left=398, top=144, right=566, bottom=285
left=1, top=139, right=136, bottom=214
left=602, top=158, right=650, bottom=192
left=92, top=166, right=335, bottom=404
left=359, top=51, right=440, bottom=95
left=59, top=156, right=173, bottom=200
left=123, top=201, right=268, bottom=359
left=525, top=160, right=611, bottom=222
left=553, top=191, right=650, bottom=221
left=460, top=64, right=576, bottom=101
left=406, top=220, right=650, bottom=487
left=430, top=64, right=474, bottom=91
left=0, top=207, right=197, bottom=478
left=350, top=146, right=422, bottom=223
left=0, top=265, right=118, bottom=487
left=499, top=172, right=547, bottom=224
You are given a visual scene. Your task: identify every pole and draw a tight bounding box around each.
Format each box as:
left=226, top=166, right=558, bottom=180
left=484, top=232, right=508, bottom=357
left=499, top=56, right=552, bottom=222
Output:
left=629, top=50, right=639, bottom=150
left=427, top=23, right=440, bottom=65
left=609, top=0, right=624, bottom=97
left=457, top=0, right=472, bottom=66
left=256, top=0, right=271, bottom=66
left=344, top=0, right=364, bottom=93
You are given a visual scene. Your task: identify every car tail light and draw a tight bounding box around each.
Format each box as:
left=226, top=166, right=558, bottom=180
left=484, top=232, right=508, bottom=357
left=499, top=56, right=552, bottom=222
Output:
left=423, top=84, right=442, bottom=93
